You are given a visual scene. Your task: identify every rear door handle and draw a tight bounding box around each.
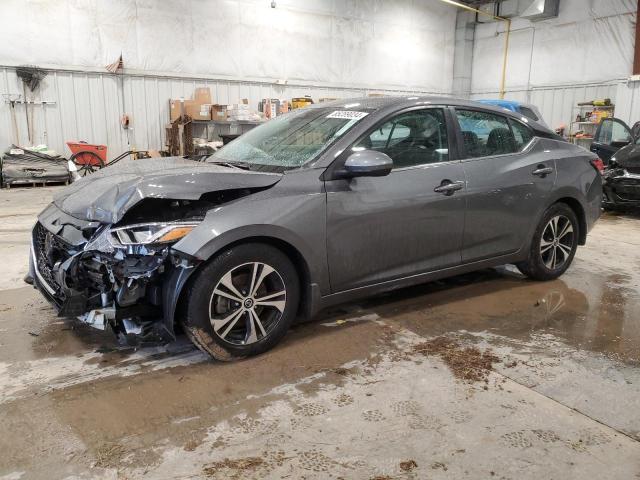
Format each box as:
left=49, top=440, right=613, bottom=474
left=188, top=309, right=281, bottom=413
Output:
left=434, top=180, right=465, bottom=196
left=532, top=165, right=554, bottom=177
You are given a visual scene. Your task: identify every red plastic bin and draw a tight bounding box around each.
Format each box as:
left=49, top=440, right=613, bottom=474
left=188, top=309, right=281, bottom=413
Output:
left=66, top=141, right=108, bottom=166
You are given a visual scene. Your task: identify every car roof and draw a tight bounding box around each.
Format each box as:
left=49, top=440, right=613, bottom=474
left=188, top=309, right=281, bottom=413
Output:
left=311, top=95, right=554, bottom=134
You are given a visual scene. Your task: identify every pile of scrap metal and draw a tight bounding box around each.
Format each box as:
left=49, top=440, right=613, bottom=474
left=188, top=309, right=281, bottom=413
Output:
left=1, top=146, right=70, bottom=187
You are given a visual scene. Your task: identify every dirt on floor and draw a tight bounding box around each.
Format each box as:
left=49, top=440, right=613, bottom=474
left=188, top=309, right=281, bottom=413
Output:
left=411, top=336, right=500, bottom=383
left=203, top=457, right=265, bottom=479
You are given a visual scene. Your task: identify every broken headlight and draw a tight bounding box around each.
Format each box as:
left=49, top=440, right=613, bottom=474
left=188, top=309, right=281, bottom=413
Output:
left=110, top=222, right=200, bottom=246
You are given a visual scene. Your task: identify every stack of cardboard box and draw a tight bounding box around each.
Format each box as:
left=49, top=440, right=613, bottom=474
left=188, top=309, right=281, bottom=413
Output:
left=211, top=104, right=228, bottom=121
left=169, top=87, right=213, bottom=122
left=228, top=101, right=252, bottom=121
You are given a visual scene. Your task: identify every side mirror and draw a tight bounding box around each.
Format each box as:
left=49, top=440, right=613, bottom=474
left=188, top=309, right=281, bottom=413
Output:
left=341, top=150, right=393, bottom=178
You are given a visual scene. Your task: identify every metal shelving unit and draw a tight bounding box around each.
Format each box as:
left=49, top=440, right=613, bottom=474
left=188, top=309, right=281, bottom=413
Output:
left=192, top=119, right=263, bottom=142
left=568, top=104, right=615, bottom=148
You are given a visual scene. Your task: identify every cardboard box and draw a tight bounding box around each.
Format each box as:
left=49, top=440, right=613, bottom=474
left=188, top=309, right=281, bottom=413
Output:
left=170, top=99, right=210, bottom=121
left=194, top=87, right=212, bottom=104
left=170, top=99, right=191, bottom=122
left=211, top=104, right=228, bottom=121
left=185, top=102, right=212, bottom=121
left=170, top=100, right=210, bottom=121
left=228, top=103, right=250, bottom=111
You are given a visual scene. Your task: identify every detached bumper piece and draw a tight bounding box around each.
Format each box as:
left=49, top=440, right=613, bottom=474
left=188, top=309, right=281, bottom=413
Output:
left=31, top=221, right=174, bottom=345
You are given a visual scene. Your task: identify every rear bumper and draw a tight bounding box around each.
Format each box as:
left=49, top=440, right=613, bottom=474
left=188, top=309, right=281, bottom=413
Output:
left=603, top=179, right=640, bottom=208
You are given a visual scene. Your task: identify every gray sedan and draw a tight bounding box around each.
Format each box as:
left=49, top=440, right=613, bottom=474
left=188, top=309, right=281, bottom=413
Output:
left=28, top=96, right=602, bottom=360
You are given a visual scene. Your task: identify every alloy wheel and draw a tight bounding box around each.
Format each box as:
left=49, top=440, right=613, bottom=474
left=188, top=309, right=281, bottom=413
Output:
left=209, top=262, right=286, bottom=345
left=540, top=215, right=574, bottom=270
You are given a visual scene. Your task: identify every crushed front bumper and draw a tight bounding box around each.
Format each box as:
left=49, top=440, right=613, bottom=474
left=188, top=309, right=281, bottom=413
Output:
left=29, top=214, right=195, bottom=344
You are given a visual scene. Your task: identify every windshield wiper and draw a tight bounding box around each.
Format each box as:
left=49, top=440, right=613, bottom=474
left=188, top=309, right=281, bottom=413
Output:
left=208, top=160, right=252, bottom=171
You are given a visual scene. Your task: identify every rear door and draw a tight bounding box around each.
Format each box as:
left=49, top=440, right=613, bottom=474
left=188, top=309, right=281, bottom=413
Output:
left=591, top=118, right=633, bottom=165
left=325, top=107, right=466, bottom=292
left=455, top=108, right=556, bottom=263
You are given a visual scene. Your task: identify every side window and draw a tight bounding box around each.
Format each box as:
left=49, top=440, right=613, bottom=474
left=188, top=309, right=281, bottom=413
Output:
left=456, top=109, right=517, bottom=158
left=353, top=109, right=449, bottom=168
left=510, top=119, right=534, bottom=151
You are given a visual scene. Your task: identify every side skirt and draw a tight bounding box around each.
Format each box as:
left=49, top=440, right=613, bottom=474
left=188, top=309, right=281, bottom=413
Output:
left=312, top=251, right=526, bottom=315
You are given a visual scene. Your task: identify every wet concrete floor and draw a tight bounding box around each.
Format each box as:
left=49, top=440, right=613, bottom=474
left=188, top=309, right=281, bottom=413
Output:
left=0, top=187, right=639, bottom=479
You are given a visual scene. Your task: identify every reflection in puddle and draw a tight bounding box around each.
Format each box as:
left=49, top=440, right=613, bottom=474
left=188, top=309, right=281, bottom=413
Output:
left=337, top=267, right=640, bottom=364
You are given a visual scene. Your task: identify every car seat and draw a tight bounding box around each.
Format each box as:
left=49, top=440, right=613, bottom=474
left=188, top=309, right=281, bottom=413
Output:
left=486, top=128, right=517, bottom=156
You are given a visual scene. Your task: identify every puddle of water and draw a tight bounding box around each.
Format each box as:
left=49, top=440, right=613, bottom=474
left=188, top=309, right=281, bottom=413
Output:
left=345, top=267, right=640, bottom=364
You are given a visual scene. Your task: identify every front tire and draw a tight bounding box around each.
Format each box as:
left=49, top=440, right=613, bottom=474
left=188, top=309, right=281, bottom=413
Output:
left=516, top=203, right=579, bottom=281
left=181, top=243, right=300, bottom=361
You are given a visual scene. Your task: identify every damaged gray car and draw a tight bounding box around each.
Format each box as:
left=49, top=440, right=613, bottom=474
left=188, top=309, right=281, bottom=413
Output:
left=28, top=97, right=602, bottom=360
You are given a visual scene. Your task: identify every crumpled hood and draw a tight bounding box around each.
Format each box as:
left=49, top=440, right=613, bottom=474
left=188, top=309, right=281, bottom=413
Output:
left=612, top=144, right=640, bottom=168
left=53, top=157, right=282, bottom=223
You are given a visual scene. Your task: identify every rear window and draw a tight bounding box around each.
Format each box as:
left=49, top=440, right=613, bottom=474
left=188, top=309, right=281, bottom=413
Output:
left=519, top=106, right=539, bottom=122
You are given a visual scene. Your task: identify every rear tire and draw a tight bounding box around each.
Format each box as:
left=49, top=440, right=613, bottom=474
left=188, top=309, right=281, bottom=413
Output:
left=516, top=203, right=579, bottom=281
left=181, top=243, right=300, bottom=361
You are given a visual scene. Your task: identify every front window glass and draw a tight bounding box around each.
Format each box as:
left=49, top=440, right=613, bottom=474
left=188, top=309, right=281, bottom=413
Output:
left=353, top=109, right=449, bottom=168
left=456, top=110, right=517, bottom=158
left=209, top=107, right=370, bottom=170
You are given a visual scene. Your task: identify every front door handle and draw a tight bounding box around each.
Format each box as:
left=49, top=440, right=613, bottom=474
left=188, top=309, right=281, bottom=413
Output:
left=434, top=180, right=464, bottom=196
left=532, top=165, right=554, bottom=177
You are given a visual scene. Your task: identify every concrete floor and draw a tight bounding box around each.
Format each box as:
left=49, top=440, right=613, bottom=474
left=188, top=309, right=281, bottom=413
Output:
left=1, top=186, right=639, bottom=480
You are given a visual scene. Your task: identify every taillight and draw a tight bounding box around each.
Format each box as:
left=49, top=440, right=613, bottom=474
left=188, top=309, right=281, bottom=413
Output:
left=590, top=158, right=605, bottom=174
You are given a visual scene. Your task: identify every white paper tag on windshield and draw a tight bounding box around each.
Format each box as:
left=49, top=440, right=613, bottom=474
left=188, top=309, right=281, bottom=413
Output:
left=326, top=111, right=368, bottom=120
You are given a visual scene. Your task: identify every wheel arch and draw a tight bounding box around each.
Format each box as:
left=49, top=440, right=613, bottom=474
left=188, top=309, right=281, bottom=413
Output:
left=169, top=233, right=318, bottom=335
left=553, top=196, right=587, bottom=245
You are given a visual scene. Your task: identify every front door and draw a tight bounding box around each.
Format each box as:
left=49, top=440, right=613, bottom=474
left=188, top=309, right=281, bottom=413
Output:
left=454, top=108, right=557, bottom=262
left=325, top=107, right=466, bottom=292
left=591, top=118, right=633, bottom=164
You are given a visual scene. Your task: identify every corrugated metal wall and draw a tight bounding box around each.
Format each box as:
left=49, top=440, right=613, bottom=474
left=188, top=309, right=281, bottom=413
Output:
left=471, top=81, right=623, bottom=130
left=1, top=66, right=434, bottom=158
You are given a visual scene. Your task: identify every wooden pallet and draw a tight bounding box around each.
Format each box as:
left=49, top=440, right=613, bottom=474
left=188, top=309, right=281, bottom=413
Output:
left=3, top=179, right=70, bottom=189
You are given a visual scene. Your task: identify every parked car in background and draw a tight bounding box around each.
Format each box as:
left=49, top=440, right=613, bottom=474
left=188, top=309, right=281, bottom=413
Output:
left=28, top=97, right=602, bottom=361
left=590, top=117, right=640, bottom=164
left=477, top=99, right=550, bottom=129
left=593, top=117, right=640, bottom=210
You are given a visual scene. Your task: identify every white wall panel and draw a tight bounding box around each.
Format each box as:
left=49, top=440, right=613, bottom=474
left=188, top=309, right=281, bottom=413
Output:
left=471, top=0, right=636, bottom=94
left=469, top=0, right=638, bottom=132
left=0, top=0, right=457, bottom=92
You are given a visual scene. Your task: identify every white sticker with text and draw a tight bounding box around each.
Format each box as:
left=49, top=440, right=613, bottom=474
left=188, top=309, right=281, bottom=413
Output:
left=326, top=111, right=369, bottom=120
